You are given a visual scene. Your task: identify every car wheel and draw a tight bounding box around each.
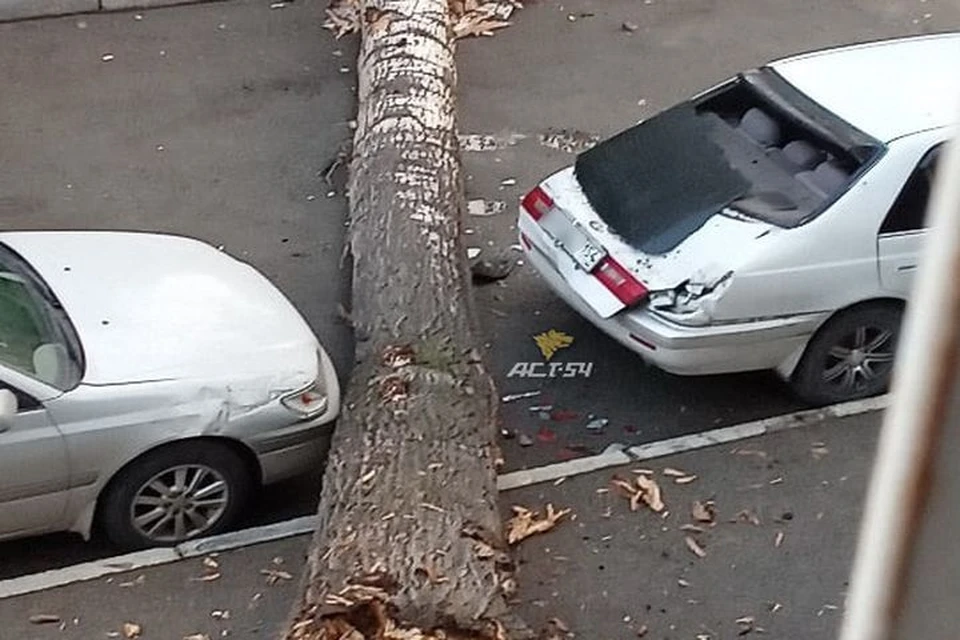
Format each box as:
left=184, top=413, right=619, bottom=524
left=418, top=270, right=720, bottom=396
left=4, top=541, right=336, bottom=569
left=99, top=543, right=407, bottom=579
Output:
left=98, top=441, right=254, bottom=550
left=790, top=303, right=901, bottom=406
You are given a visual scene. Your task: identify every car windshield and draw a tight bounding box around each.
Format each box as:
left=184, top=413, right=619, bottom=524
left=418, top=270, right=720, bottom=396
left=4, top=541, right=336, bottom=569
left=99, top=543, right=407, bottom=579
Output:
left=574, top=67, right=884, bottom=254
left=0, top=243, right=83, bottom=390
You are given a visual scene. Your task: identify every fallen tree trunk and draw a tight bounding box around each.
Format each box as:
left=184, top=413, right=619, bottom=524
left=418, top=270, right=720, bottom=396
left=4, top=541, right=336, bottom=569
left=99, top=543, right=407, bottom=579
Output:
left=281, top=2, right=518, bottom=639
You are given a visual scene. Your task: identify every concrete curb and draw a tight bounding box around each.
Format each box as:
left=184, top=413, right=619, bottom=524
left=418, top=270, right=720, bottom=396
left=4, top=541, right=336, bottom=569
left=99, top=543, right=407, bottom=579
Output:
left=0, top=516, right=317, bottom=600
left=0, top=395, right=887, bottom=600
left=0, top=0, right=226, bottom=24
left=496, top=394, right=888, bottom=490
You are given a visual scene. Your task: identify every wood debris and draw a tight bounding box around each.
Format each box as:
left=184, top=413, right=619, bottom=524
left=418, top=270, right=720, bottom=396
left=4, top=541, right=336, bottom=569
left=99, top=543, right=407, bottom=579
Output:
left=685, top=536, right=707, bottom=558
left=506, top=503, right=570, bottom=544
left=28, top=614, right=62, bottom=625
left=691, top=500, right=716, bottom=524
left=322, top=0, right=523, bottom=40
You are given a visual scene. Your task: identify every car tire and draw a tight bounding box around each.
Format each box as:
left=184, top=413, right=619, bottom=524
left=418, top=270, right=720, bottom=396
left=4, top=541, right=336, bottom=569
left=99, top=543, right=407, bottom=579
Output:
left=790, top=303, right=902, bottom=406
left=98, top=441, right=254, bottom=550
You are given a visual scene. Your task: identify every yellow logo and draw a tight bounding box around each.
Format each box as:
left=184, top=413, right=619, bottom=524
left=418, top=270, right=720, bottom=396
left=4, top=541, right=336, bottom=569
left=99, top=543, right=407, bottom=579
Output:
left=533, top=329, right=574, bottom=361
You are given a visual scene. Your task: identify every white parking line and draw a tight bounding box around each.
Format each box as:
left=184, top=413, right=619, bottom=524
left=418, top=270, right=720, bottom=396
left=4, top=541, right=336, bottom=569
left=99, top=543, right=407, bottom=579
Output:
left=0, top=394, right=887, bottom=600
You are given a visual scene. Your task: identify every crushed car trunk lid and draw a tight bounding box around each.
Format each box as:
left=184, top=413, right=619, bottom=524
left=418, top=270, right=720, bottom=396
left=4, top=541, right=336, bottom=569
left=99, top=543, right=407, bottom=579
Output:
left=537, top=167, right=779, bottom=316
left=574, top=102, right=752, bottom=255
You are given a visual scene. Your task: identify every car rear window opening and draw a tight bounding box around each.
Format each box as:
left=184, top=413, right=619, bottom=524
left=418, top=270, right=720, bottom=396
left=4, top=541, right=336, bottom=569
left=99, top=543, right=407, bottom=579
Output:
left=574, top=72, right=882, bottom=255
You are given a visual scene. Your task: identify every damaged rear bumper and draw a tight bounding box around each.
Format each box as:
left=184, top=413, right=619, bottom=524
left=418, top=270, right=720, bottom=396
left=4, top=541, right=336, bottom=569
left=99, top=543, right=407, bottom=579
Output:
left=522, top=231, right=827, bottom=377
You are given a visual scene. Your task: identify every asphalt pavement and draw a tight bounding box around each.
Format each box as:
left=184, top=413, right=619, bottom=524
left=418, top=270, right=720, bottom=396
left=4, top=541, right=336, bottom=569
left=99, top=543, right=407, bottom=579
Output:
left=0, top=411, right=882, bottom=640
left=2, top=0, right=959, bottom=581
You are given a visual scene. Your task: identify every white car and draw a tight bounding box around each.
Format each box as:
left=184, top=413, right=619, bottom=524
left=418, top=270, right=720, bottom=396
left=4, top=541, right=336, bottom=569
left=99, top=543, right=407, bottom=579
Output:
left=519, top=33, right=958, bottom=405
left=0, top=231, right=340, bottom=549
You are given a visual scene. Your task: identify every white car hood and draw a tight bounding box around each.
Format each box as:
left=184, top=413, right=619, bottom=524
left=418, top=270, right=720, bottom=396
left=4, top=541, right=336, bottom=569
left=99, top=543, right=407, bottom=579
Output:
left=1, top=231, right=317, bottom=387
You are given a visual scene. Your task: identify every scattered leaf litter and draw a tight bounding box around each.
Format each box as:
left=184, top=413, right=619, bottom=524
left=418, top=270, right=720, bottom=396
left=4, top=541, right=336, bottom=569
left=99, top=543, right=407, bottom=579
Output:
left=458, top=132, right=527, bottom=151
left=467, top=199, right=506, bottom=216
left=323, top=0, right=523, bottom=40
left=538, top=128, right=601, bottom=153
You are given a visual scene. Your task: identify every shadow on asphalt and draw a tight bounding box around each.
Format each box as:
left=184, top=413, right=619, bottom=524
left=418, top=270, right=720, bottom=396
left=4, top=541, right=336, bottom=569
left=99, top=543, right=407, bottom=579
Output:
left=0, top=469, right=322, bottom=582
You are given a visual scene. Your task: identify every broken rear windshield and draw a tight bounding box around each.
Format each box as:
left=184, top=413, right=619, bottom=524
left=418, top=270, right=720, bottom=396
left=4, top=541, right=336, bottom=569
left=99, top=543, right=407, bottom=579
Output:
left=573, top=69, right=884, bottom=254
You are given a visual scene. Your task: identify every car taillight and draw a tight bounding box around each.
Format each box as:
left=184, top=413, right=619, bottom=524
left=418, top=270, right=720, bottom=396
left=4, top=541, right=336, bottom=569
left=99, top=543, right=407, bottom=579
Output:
left=593, top=256, right=648, bottom=306
left=521, top=186, right=554, bottom=221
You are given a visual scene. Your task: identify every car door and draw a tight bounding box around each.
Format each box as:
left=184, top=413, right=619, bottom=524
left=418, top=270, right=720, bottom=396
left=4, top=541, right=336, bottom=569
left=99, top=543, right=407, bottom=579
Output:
left=877, top=144, right=942, bottom=297
left=0, top=368, right=70, bottom=540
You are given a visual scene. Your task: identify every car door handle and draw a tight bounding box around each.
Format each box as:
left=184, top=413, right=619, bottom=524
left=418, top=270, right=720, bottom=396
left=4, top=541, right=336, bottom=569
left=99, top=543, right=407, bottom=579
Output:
left=897, top=264, right=917, bottom=272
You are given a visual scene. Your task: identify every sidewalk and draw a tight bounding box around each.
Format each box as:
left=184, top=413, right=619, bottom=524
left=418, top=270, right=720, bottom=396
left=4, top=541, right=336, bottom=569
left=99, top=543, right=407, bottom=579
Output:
left=0, top=411, right=880, bottom=639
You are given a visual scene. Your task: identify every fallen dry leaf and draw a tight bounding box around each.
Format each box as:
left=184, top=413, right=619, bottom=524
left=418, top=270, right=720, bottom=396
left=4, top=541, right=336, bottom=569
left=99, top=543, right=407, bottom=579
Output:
left=674, top=475, right=698, bottom=484
left=183, top=635, right=212, bottom=640
left=663, top=467, right=688, bottom=477
left=775, top=531, right=785, bottom=548
left=636, top=475, right=665, bottom=512
left=736, top=616, right=756, bottom=635
left=691, top=500, right=716, bottom=524
left=811, top=443, right=830, bottom=460
left=190, top=572, right=221, bottom=582
left=506, top=503, right=571, bottom=544
left=731, top=509, right=761, bottom=526
left=123, top=622, right=142, bottom=639
left=636, top=624, right=649, bottom=637
left=548, top=617, right=570, bottom=632
left=29, top=614, right=61, bottom=625
left=202, top=556, right=219, bottom=570
left=261, top=568, right=294, bottom=585
left=680, top=524, right=706, bottom=533
left=119, top=574, right=146, bottom=588
left=685, top=536, right=707, bottom=558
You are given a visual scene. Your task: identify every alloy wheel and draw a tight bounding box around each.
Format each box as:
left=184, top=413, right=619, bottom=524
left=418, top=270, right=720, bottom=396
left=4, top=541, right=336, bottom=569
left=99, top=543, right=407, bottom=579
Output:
left=129, top=464, right=230, bottom=543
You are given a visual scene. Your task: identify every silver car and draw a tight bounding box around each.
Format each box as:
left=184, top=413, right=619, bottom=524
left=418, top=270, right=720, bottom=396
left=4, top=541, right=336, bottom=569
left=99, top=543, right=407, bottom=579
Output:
left=0, top=231, right=340, bottom=549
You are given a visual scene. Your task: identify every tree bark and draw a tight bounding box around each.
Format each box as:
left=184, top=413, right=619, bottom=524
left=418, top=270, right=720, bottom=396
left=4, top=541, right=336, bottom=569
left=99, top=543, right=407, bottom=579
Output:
left=281, top=1, right=516, bottom=639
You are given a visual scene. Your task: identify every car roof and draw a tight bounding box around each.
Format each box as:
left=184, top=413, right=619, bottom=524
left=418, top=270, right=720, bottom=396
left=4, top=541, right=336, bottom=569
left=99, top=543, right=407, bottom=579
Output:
left=768, top=32, right=960, bottom=143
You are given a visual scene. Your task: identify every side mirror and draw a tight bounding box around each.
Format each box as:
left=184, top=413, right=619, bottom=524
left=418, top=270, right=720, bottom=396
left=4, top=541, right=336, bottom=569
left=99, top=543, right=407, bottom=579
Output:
left=0, top=389, right=17, bottom=433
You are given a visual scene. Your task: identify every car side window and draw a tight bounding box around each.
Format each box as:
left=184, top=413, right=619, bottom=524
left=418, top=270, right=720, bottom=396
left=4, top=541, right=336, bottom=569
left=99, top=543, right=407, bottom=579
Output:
left=0, top=379, right=41, bottom=412
left=880, top=144, right=942, bottom=235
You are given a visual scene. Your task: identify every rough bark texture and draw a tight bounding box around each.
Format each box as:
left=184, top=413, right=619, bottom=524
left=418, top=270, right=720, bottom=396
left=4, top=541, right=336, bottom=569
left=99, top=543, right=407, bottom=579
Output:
left=281, top=1, right=515, bottom=639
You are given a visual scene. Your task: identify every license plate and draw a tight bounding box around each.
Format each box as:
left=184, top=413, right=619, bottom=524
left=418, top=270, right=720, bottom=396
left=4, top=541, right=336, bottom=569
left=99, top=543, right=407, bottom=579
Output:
left=539, top=209, right=606, bottom=271
left=572, top=242, right=605, bottom=271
